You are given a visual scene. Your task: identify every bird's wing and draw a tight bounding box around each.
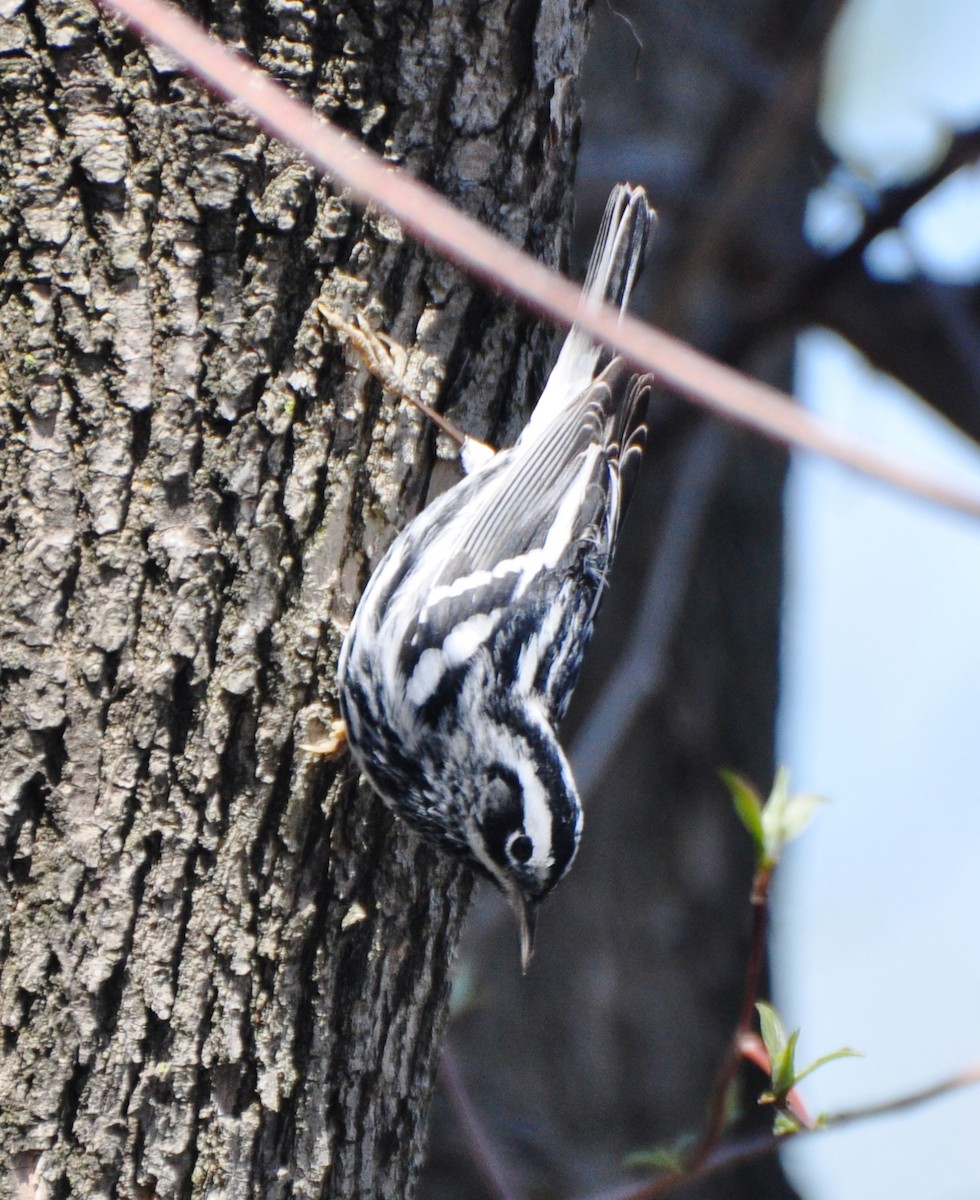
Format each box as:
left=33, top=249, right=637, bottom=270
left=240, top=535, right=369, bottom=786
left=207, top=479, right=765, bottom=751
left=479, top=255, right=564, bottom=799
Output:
left=388, top=362, right=650, bottom=720
left=430, top=361, right=644, bottom=586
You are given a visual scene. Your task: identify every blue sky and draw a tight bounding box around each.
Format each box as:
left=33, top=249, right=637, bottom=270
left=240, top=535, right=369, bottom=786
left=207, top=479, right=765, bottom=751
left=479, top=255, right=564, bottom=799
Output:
left=776, top=1, right=980, bottom=1195
left=779, top=335, right=980, bottom=1200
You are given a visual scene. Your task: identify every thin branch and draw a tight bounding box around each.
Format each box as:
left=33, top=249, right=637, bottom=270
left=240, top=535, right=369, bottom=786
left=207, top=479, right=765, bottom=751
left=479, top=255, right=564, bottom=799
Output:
left=577, top=868, right=775, bottom=1200
left=783, top=126, right=980, bottom=331
left=439, top=1042, right=522, bottom=1200
left=836, top=128, right=980, bottom=273
left=576, top=1132, right=779, bottom=1200
left=97, top=0, right=980, bottom=519
left=577, top=1061, right=980, bottom=1200
left=825, top=1061, right=980, bottom=1129
left=897, top=226, right=980, bottom=409
left=687, top=862, right=773, bottom=1173
left=577, top=856, right=776, bottom=1200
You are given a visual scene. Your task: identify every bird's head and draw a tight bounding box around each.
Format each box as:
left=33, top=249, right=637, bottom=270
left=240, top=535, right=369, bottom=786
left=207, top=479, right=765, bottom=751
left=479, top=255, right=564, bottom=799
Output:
left=459, top=718, right=582, bottom=971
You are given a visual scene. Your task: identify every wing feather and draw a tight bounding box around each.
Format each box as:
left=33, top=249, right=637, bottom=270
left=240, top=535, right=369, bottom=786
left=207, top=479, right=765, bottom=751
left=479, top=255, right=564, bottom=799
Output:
left=349, top=183, right=655, bottom=727
left=394, top=360, right=651, bottom=707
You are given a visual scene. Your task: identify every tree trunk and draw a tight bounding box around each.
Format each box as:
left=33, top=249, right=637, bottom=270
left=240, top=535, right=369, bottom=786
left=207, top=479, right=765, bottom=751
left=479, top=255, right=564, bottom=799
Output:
left=0, top=0, right=586, bottom=1195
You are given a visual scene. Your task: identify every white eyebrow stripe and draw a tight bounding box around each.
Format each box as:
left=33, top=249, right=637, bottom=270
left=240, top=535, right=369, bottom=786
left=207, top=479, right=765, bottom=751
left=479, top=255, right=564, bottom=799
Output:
left=515, top=752, right=553, bottom=870
left=492, top=713, right=554, bottom=872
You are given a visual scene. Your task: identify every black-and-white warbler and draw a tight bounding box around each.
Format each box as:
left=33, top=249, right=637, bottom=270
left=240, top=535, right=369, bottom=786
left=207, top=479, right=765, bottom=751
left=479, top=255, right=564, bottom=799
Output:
left=337, top=183, right=655, bottom=969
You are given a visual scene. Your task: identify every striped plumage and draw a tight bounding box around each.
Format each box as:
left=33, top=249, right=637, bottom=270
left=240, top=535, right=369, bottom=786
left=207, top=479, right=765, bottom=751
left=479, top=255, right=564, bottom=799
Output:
left=338, top=183, right=655, bottom=968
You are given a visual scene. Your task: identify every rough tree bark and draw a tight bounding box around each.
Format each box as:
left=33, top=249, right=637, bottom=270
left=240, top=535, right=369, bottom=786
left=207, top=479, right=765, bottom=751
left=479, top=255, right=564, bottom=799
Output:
left=0, top=0, right=587, bottom=1195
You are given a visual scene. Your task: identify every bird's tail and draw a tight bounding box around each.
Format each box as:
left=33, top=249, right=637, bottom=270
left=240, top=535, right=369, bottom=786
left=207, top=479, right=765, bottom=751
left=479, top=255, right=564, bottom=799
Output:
left=529, top=183, right=655, bottom=431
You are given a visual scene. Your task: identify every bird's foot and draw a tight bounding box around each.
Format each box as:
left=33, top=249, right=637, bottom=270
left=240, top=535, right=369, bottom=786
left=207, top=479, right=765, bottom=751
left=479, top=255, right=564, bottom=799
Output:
left=317, top=301, right=495, bottom=474
left=301, top=716, right=349, bottom=760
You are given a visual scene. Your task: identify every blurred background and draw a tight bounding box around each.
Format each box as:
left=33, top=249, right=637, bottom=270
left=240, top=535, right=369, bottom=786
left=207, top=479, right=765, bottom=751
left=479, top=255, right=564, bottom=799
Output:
left=421, top=1, right=980, bottom=1197
left=780, top=0, right=980, bottom=1178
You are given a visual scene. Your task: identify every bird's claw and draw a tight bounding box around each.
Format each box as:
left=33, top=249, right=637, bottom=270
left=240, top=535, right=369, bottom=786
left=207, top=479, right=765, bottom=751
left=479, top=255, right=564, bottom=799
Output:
left=317, top=303, right=410, bottom=394
left=301, top=717, right=349, bottom=760
left=317, top=299, right=495, bottom=473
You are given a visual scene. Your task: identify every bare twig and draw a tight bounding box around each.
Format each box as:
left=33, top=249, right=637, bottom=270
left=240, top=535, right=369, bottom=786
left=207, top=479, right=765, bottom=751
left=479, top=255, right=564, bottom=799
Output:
left=689, top=862, right=773, bottom=1169
left=578, top=1061, right=980, bottom=1200
left=96, top=0, right=980, bottom=519
left=576, top=1131, right=779, bottom=1200
left=897, top=227, right=980, bottom=401
left=577, top=856, right=777, bottom=1200
left=825, top=1061, right=980, bottom=1129
left=835, top=128, right=980, bottom=273
left=439, top=1042, right=522, bottom=1200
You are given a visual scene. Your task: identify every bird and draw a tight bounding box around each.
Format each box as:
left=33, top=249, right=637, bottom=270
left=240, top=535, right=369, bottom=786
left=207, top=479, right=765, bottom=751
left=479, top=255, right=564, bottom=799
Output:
left=334, top=183, right=656, bottom=970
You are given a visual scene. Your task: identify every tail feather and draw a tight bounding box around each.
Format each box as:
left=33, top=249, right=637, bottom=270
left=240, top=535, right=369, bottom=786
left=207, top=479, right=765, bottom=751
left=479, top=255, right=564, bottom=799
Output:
left=530, top=183, right=656, bottom=431
left=587, top=357, right=652, bottom=534
left=581, top=184, right=654, bottom=313
left=616, top=373, right=652, bottom=522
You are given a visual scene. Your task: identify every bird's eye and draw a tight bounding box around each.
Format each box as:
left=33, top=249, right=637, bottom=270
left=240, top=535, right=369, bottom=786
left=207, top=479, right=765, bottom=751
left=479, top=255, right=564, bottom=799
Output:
left=508, top=833, right=533, bottom=864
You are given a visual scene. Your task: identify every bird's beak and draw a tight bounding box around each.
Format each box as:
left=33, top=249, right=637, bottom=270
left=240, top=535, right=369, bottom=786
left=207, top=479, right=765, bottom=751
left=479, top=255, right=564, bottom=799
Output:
left=509, top=892, right=539, bottom=974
